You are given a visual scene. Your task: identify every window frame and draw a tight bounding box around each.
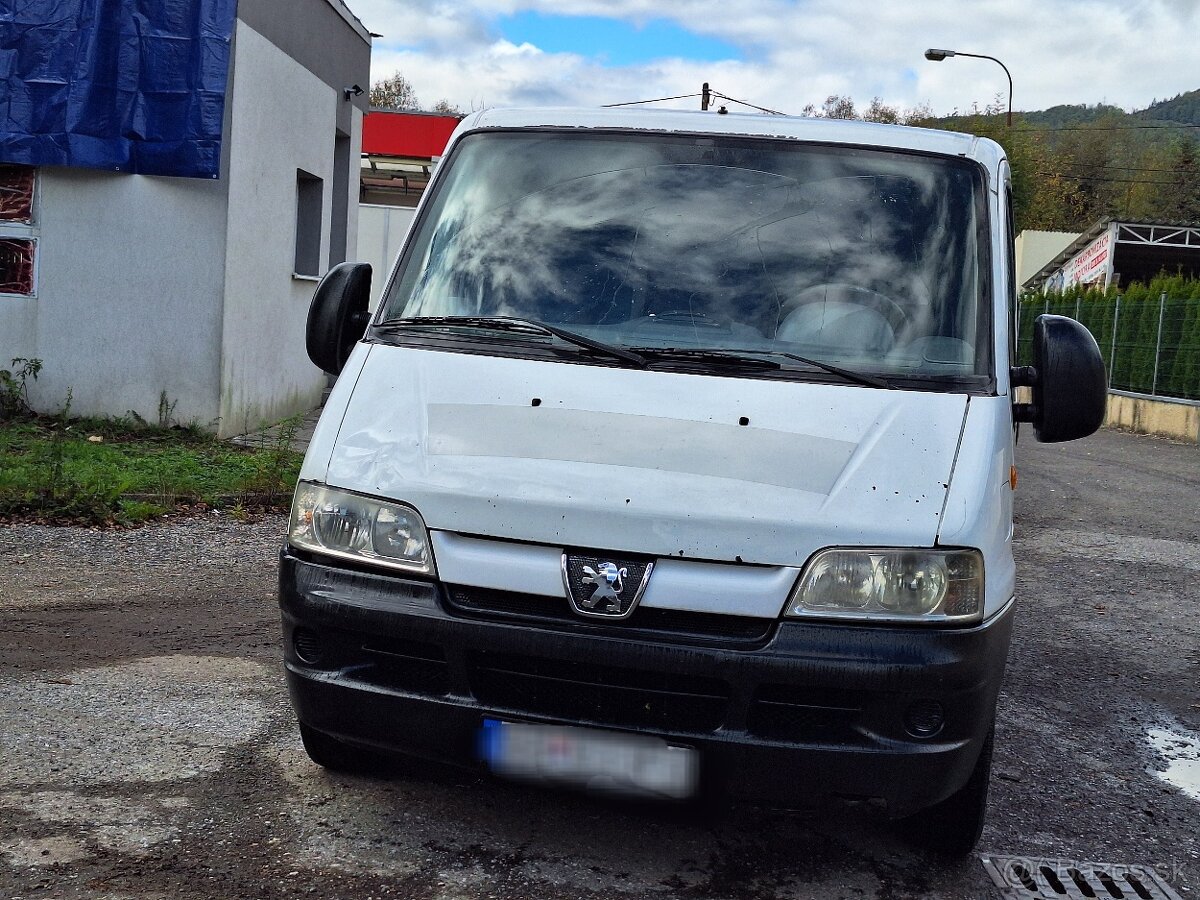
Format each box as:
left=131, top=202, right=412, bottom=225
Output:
left=0, top=165, right=39, bottom=298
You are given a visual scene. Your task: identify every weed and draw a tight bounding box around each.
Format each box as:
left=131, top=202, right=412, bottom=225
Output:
left=117, top=499, right=169, bottom=523
left=1, top=407, right=302, bottom=526
left=241, top=414, right=303, bottom=504
left=157, top=391, right=179, bottom=429
left=0, top=357, right=42, bottom=420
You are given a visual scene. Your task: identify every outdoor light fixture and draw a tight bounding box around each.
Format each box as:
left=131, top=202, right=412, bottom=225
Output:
left=923, top=48, right=1012, bottom=127
left=343, top=83, right=364, bottom=100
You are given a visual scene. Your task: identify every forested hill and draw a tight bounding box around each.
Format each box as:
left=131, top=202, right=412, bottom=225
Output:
left=801, top=90, right=1200, bottom=232
left=1013, top=89, right=1200, bottom=131
left=1134, top=89, right=1200, bottom=125
left=930, top=92, right=1200, bottom=231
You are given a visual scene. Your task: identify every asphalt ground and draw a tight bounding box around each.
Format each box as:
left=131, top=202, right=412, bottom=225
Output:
left=0, top=425, right=1197, bottom=899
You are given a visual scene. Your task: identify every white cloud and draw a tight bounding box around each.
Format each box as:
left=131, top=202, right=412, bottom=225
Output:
left=350, top=0, right=1200, bottom=115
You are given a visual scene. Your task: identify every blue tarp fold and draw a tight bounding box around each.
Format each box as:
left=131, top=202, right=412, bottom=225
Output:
left=0, top=0, right=237, bottom=178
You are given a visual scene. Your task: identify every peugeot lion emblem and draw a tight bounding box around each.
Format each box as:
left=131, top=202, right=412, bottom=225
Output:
left=562, top=553, right=653, bottom=619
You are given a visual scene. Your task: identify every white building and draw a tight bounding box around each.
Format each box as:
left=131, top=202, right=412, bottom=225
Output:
left=0, top=0, right=371, bottom=437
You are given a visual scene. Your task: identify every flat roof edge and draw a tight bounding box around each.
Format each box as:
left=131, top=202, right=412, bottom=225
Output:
left=321, top=0, right=371, bottom=43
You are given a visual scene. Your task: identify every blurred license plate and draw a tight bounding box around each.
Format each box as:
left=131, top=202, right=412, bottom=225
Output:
left=480, top=719, right=697, bottom=800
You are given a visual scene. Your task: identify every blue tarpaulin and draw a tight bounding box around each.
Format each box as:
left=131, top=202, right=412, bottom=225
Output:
left=0, top=0, right=238, bottom=178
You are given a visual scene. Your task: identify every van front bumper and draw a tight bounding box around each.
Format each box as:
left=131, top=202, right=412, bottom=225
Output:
left=279, top=551, right=1013, bottom=816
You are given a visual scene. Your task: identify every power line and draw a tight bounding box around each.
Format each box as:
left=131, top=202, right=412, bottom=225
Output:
left=1014, top=122, right=1199, bottom=133
left=708, top=90, right=785, bottom=116
left=1054, top=163, right=1190, bottom=174
left=601, top=85, right=784, bottom=115
left=940, top=114, right=1200, bottom=133
left=1035, top=170, right=1188, bottom=186
left=601, top=92, right=701, bottom=108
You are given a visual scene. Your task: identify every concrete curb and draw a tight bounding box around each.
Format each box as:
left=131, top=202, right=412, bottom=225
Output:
left=1106, top=391, right=1200, bottom=444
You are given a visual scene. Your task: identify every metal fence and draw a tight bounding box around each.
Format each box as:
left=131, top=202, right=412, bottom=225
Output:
left=1018, top=293, right=1200, bottom=401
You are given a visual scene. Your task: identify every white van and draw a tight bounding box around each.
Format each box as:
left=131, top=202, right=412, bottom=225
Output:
left=282, top=108, right=1106, bottom=855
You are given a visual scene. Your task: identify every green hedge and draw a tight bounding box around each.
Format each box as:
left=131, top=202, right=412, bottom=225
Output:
left=1019, top=275, right=1200, bottom=400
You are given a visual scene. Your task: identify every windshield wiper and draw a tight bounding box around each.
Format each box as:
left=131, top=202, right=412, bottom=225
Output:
left=634, top=346, right=892, bottom=388
left=632, top=347, right=782, bottom=370
left=771, top=351, right=894, bottom=389
left=375, top=316, right=648, bottom=368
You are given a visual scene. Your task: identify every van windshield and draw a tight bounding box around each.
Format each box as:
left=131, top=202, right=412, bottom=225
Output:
left=377, top=130, right=991, bottom=385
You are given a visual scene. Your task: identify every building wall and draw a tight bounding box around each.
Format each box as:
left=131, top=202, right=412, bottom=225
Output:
left=236, top=0, right=370, bottom=136
left=0, top=292, right=37, bottom=382
left=1, top=0, right=369, bottom=434
left=357, top=204, right=415, bottom=309
left=1016, top=230, right=1079, bottom=290
left=218, top=20, right=352, bottom=437
left=20, top=169, right=229, bottom=423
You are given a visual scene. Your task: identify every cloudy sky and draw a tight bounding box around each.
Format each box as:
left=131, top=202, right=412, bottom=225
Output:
left=345, top=0, right=1199, bottom=117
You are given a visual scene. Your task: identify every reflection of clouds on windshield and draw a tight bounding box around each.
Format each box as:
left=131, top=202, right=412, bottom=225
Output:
left=388, top=133, right=982, bottom=372
left=409, top=165, right=797, bottom=322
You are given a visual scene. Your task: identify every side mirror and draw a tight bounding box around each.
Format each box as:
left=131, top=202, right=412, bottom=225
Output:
left=1013, top=314, right=1107, bottom=443
left=306, top=262, right=372, bottom=375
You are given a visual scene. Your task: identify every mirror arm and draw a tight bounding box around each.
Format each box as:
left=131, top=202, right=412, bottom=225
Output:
left=1010, top=365, right=1038, bottom=387
left=1013, top=402, right=1037, bottom=423
left=1010, top=366, right=1038, bottom=422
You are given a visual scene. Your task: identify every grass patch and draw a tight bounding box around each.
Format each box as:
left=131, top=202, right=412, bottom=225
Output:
left=0, top=414, right=303, bottom=525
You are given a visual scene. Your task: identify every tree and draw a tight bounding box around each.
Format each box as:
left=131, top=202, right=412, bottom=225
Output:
left=821, top=95, right=857, bottom=120
left=370, top=72, right=420, bottom=110
left=863, top=97, right=900, bottom=125
left=1159, top=137, right=1200, bottom=223
left=431, top=98, right=464, bottom=116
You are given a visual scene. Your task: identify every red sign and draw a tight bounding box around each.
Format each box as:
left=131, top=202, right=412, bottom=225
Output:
left=362, top=111, right=460, bottom=159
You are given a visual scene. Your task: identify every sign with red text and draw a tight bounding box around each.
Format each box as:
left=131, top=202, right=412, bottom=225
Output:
left=1062, top=230, right=1113, bottom=290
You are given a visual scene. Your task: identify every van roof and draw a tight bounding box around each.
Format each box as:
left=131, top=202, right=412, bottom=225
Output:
left=454, top=106, right=1005, bottom=168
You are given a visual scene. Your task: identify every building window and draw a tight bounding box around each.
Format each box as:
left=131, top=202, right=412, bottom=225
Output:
left=0, top=165, right=37, bottom=296
left=329, top=131, right=351, bottom=268
left=0, top=239, right=36, bottom=295
left=294, top=169, right=324, bottom=277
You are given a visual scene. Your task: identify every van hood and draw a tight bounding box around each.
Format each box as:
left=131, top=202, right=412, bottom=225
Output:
left=318, top=345, right=969, bottom=567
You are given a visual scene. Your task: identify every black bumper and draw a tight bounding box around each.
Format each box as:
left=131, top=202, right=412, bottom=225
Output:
left=279, top=551, right=1013, bottom=816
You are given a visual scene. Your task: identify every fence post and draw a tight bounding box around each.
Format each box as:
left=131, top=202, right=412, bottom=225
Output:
left=1043, top=295, right=1049, bottom=315
left=1109, top=296, right=1120, bottom=388
left=1151, top=292, right=1166, bottom=396
left=1074, top=295, right=1081, bottom=320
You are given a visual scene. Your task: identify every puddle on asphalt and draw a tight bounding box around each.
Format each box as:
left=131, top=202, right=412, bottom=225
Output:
left=1146, top=724, right=1200, bottom=801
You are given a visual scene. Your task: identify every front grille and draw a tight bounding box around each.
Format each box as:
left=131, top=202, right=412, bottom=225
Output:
left=467, top=650, right=730, bottom=734
left=747, top=684, right=864, bottom=744
left=445, top=585, right=773, bottom=645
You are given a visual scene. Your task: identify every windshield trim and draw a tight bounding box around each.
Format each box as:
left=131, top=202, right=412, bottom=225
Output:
left=365, top=331, right=997, bottom=395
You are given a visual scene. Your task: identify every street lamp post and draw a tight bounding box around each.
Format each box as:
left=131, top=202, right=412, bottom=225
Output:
left=924, top=48, right=1013, bottom=127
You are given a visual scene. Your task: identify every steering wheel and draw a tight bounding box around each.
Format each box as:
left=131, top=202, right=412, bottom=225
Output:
left=781, top=283, right=910, bottom=333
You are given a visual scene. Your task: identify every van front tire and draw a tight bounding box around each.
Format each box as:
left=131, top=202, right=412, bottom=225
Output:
left=900, top=726, right=994, bottom=857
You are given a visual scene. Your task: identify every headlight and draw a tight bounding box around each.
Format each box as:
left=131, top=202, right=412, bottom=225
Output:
left=786, top=548, right=983, bottom=623
left=288, top=483, right=435, bottom=576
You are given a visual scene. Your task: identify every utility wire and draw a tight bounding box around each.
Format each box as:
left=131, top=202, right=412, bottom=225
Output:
left=601, top=86, right=784, bottom=115
left=708, top=90, right=785, bottom=116
left=1035, top=171, right=1191, bottom=186
left=1053, top=163, right=1192, bottom=174
left=978, top=120, right=1200, bottom=133
left=601, top=92, right=701, bottom=108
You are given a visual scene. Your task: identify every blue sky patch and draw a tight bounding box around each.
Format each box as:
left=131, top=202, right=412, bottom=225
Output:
left=497, top=13, right=741, bottom=65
